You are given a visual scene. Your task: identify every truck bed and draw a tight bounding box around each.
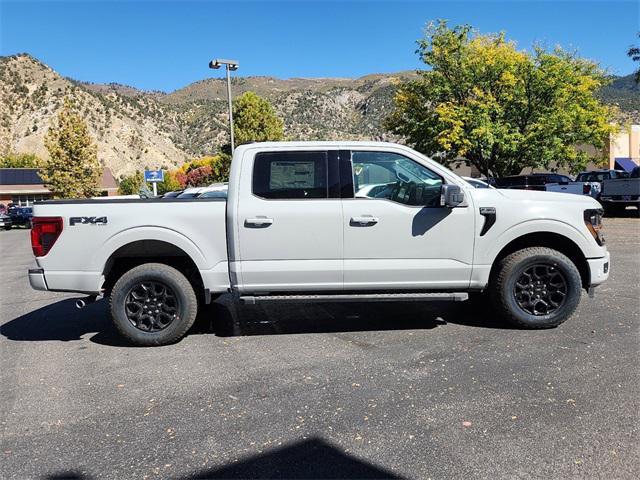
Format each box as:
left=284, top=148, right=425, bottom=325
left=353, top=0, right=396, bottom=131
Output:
left=32, top=197, right=230, bottom=294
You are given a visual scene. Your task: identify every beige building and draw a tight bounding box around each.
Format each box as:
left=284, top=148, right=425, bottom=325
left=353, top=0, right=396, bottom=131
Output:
left=608, top=124, right=640, bottom=170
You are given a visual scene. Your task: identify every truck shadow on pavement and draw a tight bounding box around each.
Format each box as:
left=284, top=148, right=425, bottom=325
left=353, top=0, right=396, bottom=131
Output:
left=44, top=437, right=403, bottom=479
left=0, top=295, right=518, bottom=347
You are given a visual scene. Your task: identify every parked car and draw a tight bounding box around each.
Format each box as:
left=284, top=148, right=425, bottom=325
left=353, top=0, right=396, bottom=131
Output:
left=196, top=184, right=229, bottom=199
left=28, top=141, right=609, bottom=346
left=8, top=206, right=33, bottom=228
left=495, top=173, right=599, bottom=197
left=0, top=212, right=12, bottom=230
left=493, top=175, right=547, bottom=191
left=600, top=166, right=640, bottom=214
left=176, top=187, right=206, bottom=198
left=162, top=190, right=184, bottom=198
left=529, top=173, right=574, bottom=184
left=575, top=169, right=629, bottom=183
left=552, top=169, right=630, bottom=199
left=545, top=174, right=602, bottom=198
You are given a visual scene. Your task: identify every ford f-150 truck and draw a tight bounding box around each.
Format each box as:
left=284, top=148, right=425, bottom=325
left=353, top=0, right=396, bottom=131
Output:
left=28, top=142, right=610, bottom=346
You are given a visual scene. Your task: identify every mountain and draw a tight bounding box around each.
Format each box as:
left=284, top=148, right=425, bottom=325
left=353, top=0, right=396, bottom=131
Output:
left=0, top=54, right=190, bottom=176
left=0, top=53, right=638, bottom=178
left=597, top=73, right=640, bottom=121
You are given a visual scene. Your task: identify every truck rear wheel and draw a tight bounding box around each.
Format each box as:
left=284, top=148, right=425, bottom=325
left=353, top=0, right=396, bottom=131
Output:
left=110, top=263, right=198, bottom=346
left=490, top=247, right=582, bottom=329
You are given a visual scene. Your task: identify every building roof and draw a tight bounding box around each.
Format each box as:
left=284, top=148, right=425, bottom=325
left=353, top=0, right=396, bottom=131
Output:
left=0, top=168, right=43, bottom=186
left=0, top=167, right=119, bottom=193
left=100, top=167, right=118, bottom=190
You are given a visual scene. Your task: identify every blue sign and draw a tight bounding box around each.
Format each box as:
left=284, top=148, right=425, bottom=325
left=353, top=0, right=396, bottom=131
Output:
left=144, top=170, right=164, bottom=182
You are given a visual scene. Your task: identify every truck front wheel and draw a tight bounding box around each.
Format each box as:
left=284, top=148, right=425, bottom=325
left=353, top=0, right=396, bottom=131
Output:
left=110, top=263, right=198, bottom=346
left=490, top=247, right=582, bottom=329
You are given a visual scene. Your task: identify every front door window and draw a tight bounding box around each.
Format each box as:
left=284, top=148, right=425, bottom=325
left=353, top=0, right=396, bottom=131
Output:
left=351, top=151, right=443, bottom=207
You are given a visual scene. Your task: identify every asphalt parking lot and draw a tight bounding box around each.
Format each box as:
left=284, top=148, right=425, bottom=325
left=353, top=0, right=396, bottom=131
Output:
left=1, top=218, right=639, bottom=480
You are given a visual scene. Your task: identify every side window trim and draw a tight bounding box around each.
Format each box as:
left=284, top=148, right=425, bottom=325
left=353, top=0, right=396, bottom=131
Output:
left=339, top=150, right=355, bottom=199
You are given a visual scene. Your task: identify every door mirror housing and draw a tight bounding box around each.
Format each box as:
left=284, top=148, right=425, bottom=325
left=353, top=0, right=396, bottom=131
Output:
left=441, top=184, right=465, bottom=207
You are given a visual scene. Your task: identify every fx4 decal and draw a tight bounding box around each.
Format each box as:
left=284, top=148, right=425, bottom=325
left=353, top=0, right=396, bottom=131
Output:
left=69, top=216, right=108, bottom=226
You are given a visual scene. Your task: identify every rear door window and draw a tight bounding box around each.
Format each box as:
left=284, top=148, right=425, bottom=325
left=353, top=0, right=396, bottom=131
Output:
left=253, top=151, right=328, bottom=199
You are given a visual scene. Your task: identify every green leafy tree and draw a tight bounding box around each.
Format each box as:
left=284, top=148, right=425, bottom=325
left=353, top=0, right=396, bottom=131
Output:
left=628, top=33, right=640, bottom=83
left=233, top=92, right=284, bottom=145
left=156, top=171, right=181, bottom=194
left=118, top=170, right=144, bottom=195
left=0, top=152, right=42, bottom=168
left=43, top=99, right=102, bottom=198
left=386, top=21, right=616, bottom=177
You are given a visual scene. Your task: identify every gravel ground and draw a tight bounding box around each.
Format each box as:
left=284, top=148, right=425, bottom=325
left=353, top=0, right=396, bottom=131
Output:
left=1, top=217, right=638, bottom=480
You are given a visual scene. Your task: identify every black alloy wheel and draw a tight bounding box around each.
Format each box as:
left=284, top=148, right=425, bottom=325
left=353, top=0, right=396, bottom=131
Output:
left=490, top=247, right=582, bottom=329
left=513, top=263, right=568, bottom=316
left=124, top=281, right=180, bottom=332
left=110, top=263, right=198, bottom=346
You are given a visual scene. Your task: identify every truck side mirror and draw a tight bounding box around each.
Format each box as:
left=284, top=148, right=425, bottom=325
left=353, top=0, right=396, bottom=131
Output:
left=441, top=184, right=465, bottom=207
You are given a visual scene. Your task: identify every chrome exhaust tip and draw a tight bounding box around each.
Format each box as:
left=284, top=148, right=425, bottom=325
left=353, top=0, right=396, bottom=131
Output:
left=75, top=295, right=97, bottom=309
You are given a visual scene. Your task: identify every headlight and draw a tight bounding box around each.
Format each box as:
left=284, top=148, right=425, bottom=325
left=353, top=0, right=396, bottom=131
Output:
left=584, top=208, right=605, bottom=245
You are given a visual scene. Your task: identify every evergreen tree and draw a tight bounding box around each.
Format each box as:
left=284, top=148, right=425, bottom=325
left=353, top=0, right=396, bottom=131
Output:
left=43, top=99, right=101, bottom=198
left=233, top=92, right=284, bottom=145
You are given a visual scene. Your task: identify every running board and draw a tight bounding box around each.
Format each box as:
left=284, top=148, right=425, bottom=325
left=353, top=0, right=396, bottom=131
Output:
left=239, top=292, right=468, bottom=305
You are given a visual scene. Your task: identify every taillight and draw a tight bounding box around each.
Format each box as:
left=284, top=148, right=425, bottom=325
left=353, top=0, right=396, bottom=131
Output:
left=583, top=184, right=591, bottom=194
left=31, top=217, right=63, bottom=257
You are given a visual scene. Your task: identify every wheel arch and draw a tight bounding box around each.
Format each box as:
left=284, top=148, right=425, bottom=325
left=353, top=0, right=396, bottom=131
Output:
left=489, top=231, right=590, bottom=289
left=101, top=239, right=205, bottom=301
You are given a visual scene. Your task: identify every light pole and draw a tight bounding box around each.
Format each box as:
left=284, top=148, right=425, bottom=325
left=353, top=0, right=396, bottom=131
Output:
left=209, top=58, right=239, bottom=152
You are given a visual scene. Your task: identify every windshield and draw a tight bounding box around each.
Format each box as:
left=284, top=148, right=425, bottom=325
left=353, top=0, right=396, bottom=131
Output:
left=576, top=172, right=610, bottom=182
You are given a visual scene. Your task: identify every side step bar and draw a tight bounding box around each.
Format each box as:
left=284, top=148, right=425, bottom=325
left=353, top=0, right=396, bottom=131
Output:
left=239, top=292, right=468, bottom=305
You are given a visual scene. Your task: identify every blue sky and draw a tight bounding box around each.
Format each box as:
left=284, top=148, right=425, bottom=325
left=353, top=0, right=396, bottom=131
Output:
left=1, top=1, right=638, bottom=92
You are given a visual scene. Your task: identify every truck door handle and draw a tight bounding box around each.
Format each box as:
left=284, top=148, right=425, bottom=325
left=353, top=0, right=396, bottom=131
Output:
left=350, top=215, right=379, bottom=226
left=245, top=217, right=273, bottom=227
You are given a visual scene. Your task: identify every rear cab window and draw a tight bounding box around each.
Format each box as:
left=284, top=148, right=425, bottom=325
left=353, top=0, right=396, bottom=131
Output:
left=252, top=151, right=329, bottom=199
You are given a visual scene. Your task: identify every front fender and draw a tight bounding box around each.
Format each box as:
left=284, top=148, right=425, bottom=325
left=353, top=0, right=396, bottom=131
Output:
left=477, top=218, right=597, bottom=266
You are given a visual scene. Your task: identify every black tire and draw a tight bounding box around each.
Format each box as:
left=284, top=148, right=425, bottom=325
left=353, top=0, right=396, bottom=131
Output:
left=110, top=263, right=198, bottom=346
left=3, top=225, right=10, bottom=231
left=490, top=247, right=582, bottom=329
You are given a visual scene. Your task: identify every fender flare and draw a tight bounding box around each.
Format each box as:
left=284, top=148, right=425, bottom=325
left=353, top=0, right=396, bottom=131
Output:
left=482, top=219, right=593, bottom=265
left=92, top=226, right=209, bottom=273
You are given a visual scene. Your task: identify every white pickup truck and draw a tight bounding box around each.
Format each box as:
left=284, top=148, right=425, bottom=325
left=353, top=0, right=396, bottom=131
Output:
left=600, top=166, right=640, bottom=214
left=28, top=142, right=610, bottom=346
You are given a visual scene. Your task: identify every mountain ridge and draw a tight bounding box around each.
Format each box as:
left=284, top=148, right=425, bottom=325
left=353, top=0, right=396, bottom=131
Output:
left=1, top=53, right=637, bottom=178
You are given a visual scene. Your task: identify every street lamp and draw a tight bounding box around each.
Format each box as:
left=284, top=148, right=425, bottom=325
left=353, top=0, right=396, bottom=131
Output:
left=209, top=58, right=239, bottom=152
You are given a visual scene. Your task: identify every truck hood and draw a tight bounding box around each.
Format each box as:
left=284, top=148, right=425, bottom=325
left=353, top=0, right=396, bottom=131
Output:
left=495, top=188, right=601, bottom=207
